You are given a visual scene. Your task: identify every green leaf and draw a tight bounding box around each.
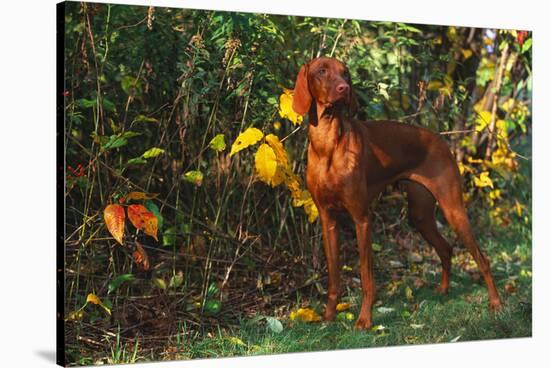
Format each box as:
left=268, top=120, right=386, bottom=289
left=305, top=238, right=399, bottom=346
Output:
left=144, top=200, right=163, bottom=231
left=78, top=98, right=96, bottom=109
left=102, top=131, right=141, bottom=150
left=142, top=147, right=165, bottom=159
left=266, top=317, right=283, bottom=333
left=134, top=114, right=159, bottom=123
left=102, top=98, right=116, bottom=112
left=121, top=75, right=141, bottom=95
left=521, top=38, right=532, bottom=53
left=153, top=278, right=167, bottom=290
left=127, top=157, right=147, bottom=165
left=207, top=283, right=219, bottom=296
left=108, top=274, right=135, bottom=294
left=183, top=170, right=204, bottom=186
left=372, top=243, right=382, bottom=252
left=162, top=227, right=177, bottom=247
left=103, top=135, right=128, bottom=150
left=204, top=300, right=221, bottom=314
left=209, top=134, right=226, bottom=152
left=169, top=272, right=184, bottom=289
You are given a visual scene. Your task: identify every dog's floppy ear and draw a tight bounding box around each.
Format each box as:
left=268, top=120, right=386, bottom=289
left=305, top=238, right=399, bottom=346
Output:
left=292, top=63, right=311, bottom=116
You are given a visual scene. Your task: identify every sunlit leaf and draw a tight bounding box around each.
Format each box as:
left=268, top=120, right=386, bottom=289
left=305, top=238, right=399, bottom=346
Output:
left=183, top=170, right=204, bottom=186
left=475, top=110, right=493, bottom=132
left=336, top=303, right=351, bottom=312
left=473, top=171, right=494, bottom=188
left=142, top=147, right=165, bottom=158
left=209, top=134, right=226, bottom=152
left=104, top=204, right=125, bottom=245
left=265, top=134, right=289, bottom=168
left=229, top=127, right=264, bottom=156
left=278, top=88, right=303, bottom=125
left=255, top=144, right=277, bottom=183
left=127, top=204, right=158, bottom=240
left=289, top=307, right=321, bottom=322
left=86, top=293, right=111, bottom=316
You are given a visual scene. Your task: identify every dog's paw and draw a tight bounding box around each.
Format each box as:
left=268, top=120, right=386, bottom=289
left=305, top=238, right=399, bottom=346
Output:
left=354, top=317, right=372, bottom=330
left=489, top=298, right=504, bottom=313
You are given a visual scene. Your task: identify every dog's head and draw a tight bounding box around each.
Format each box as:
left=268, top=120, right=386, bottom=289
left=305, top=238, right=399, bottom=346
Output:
left=292, top=57, right=358, bottom=118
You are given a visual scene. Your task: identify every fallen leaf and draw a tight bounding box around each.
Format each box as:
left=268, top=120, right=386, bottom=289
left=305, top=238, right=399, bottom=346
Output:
left=336, top=303, right=351, bottom=312
left=289, top=307, right=321, bottom=322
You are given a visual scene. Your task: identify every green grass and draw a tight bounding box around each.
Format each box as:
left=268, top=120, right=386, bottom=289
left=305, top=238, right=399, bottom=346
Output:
left=66, top=207, right=531, bottom=365
left=154, top=220, right=532, bottom=361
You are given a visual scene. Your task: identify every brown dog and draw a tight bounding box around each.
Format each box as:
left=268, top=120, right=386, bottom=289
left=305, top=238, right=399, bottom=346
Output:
left=292, top=57, right=503, bottom=329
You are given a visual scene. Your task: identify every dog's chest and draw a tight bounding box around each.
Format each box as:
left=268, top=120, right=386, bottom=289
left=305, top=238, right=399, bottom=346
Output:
left=307, top=148, right=362, bottom=210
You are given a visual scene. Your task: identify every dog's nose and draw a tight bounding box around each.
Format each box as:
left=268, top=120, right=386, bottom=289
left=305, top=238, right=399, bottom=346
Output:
left=336, top=83, right=349, bottom=94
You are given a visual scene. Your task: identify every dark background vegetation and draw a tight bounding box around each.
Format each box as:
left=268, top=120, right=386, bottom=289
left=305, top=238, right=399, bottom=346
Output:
left=63, top=1, right=532, bottom=365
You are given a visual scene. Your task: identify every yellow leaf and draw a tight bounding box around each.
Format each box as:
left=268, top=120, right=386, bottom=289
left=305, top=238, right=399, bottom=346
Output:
left=461, top=48, right=473, bottom=60
left=304, top=197, right=319, bottom=223
left=289, top=307, right=321, bottom=322
left=427, top=80, right=444, bottom=91
left=265, top=134, right=289, bottom=168
left=405, top=286, right=414, bottom=301
left=86, top=293, right=111, bottom=316
left=255, top=144, right=277, bottom=183
left=473, top=171, right=494, bottom=188
left=500, top=98, right=515, bottom=113
left=125, top=191, right=159, bottom=201
left=229, top=127, right=264, bottom=157
left=227, top=337, right=246, bottom=346
left=278, top=88, right=303, bottom=125
left=66, top=310, right=84, bottom=321
left=270, top=164, right=286, bottom=187
left=475, top=110, right=493, bottom=132
left=336, top=303, right=351, bottom=312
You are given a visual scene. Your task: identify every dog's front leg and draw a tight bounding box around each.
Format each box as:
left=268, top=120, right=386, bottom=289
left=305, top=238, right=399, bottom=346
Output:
left=320, top=209, right=340, bottom=321
left=354, top=217, right=375, bottom=329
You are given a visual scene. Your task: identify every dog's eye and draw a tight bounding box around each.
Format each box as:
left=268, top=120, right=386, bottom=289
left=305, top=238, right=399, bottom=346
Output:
left=317, top=68, right=327, bottom=76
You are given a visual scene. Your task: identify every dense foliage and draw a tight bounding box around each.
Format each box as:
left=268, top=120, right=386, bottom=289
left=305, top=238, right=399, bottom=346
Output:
left=63, top=2, right=531, bottom=365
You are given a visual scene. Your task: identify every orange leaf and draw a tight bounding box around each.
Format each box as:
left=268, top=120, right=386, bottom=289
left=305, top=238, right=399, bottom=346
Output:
left=133, top=241, right=150, bottom=271
left=125, top=191, right=159, bottom=201
left=104, top=204, right=125, bottom=245
left=127, top=204, right=158, bottom=240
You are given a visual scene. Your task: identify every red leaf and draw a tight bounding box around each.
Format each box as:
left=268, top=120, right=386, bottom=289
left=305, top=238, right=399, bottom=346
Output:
left=127, top=204, right=158, bottom=240
left=133, top=241, right=150, bottom=271
left=104, top=204, right=125, bottom=245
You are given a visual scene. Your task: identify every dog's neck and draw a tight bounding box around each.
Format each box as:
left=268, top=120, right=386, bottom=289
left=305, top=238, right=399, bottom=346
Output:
left=308, top=102, right=351, bottom=158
